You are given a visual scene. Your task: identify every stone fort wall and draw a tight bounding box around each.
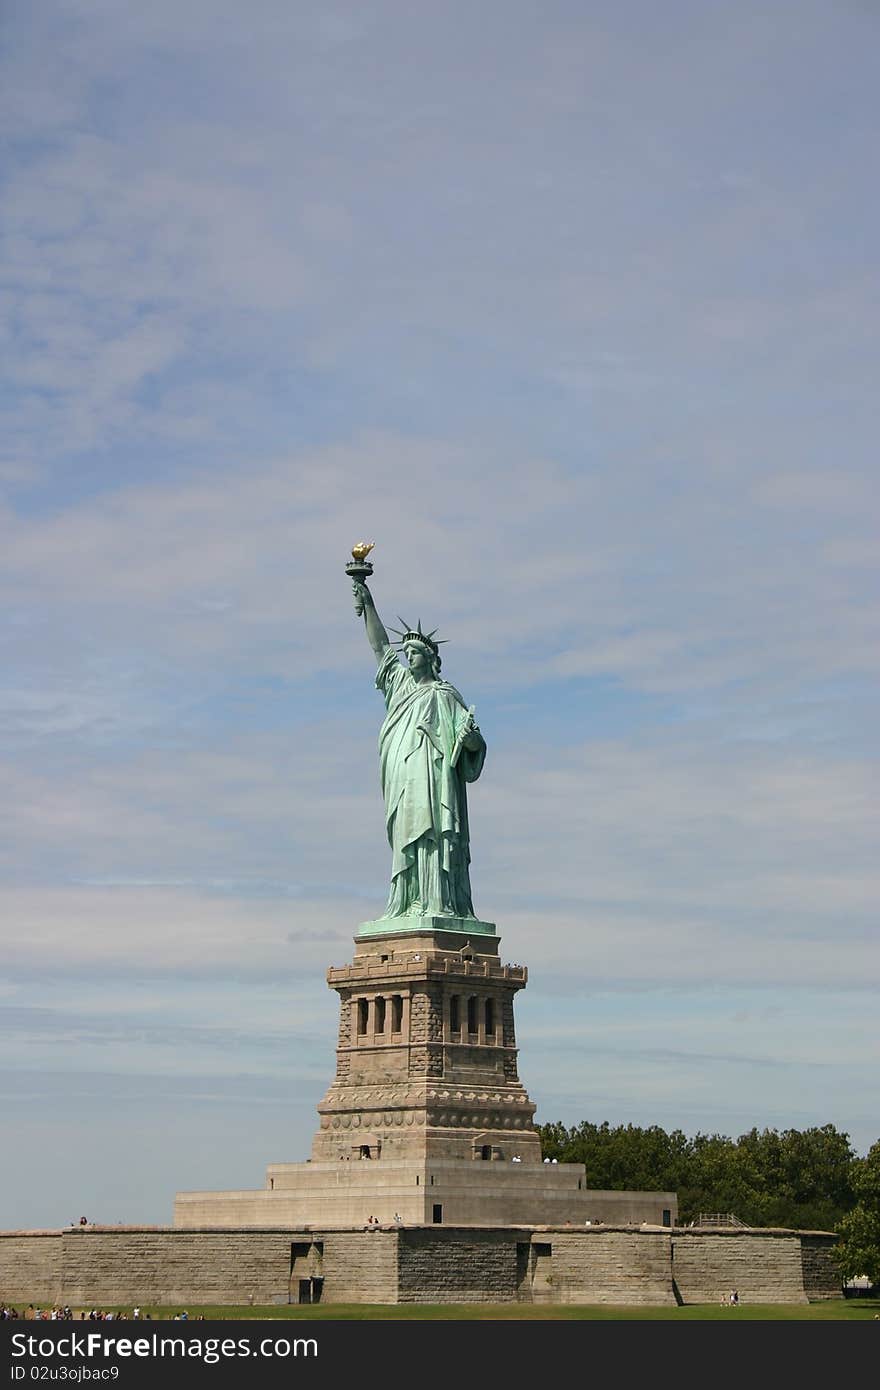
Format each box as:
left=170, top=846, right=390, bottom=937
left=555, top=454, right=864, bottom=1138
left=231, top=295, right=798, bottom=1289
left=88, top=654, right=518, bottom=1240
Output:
left=0, top=1229, right=293, bottom=1309
left=0, top=1233, right=63, bottom=1306
left=397, top=1228, right=521, bottom=1303
left=673, top=1230, right=805, bottom=1304
left=0, top=1225, right=839, bottom=1307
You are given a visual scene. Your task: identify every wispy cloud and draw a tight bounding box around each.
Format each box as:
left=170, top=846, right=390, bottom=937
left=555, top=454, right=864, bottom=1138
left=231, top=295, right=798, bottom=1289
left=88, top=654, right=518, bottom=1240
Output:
left=0, top=0, right=877, bottom=1227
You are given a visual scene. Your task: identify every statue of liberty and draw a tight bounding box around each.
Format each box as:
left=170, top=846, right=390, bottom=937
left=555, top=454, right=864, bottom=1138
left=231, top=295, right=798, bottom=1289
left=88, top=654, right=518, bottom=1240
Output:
left=348, top=550, right=487, bottom=927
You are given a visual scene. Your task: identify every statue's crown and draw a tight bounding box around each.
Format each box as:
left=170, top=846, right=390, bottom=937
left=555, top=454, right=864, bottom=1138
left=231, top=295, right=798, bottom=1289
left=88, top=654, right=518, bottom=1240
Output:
left=388, top=618, right=447, bottom=657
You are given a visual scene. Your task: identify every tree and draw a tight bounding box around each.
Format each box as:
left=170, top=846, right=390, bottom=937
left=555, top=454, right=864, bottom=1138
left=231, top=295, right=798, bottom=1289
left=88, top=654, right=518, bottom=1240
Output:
left=678, top=1131, right=761, bottom=1225
left=536, top=1118, right=859, bottom=1230
left=733, top=1124, right=855, bottom=1230
left=836, top=1140, right=880, bottom=1285
left=536, top=1121, right=691, bottom=1193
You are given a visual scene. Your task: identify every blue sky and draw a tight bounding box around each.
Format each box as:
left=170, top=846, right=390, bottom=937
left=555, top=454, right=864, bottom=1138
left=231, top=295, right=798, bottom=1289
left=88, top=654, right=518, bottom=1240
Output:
left=1, top=0, right=878, bottom=1230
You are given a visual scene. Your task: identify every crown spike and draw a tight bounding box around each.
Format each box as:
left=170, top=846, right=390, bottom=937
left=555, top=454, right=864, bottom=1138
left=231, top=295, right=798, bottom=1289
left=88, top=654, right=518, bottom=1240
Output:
left=392, top=618, right=446, bottom=657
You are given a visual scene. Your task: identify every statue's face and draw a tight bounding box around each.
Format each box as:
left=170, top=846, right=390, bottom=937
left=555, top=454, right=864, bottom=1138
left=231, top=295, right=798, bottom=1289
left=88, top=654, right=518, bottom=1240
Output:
left=405, top=642, right=430, bottom=676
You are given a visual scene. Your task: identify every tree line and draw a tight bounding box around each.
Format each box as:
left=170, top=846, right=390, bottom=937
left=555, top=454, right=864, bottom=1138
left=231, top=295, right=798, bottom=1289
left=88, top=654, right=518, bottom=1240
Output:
left=536, top=1120, right=880, bottom=1281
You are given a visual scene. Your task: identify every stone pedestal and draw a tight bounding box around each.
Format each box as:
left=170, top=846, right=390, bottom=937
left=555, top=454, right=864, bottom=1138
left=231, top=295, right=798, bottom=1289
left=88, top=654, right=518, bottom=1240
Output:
left=174, top=919, right=678, bottom=1231
left=311, top=925, right=541, bottom=1165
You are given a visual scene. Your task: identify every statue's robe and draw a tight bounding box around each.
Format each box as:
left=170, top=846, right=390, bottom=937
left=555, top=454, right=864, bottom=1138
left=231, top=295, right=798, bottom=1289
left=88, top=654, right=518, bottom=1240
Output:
left=375, top=646, right=485, bottom=919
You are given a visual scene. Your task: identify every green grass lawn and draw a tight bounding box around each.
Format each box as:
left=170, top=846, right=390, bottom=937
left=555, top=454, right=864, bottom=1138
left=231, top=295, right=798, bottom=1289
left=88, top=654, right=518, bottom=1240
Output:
left=63, top=1299, right=879, bottom=1321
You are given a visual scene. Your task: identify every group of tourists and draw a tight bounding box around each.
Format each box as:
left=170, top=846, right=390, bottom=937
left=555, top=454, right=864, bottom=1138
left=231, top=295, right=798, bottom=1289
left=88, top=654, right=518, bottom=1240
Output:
left=0, top=1305, right=159, bottom=1321
left=2, top=1305, right=75, bottom=1320
left=363, top=1212, right=404, bottom=1230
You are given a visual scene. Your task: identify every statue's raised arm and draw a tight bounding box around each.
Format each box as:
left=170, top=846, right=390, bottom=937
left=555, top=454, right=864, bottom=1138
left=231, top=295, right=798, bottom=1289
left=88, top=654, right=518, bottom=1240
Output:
left=346, top=540, right=389, bottom=663
left=344, top=543, right=487, bottom=930
left=351, top=578, right=390, bottom=662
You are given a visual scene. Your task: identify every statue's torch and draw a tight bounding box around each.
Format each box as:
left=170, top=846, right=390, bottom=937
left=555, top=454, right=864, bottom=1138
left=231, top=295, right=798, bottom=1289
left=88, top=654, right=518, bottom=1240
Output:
left=345, top=541, right=375, bottom=616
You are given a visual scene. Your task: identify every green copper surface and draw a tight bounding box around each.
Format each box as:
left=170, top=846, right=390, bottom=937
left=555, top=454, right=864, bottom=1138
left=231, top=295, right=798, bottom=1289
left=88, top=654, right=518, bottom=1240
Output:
left=349, top=561, right=488, bottom=938
left=357, top=913, right=497, bottom=938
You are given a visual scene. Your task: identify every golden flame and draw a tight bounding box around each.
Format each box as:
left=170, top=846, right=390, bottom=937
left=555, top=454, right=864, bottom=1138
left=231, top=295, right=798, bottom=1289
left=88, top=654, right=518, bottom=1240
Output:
left=351, top=540, right=375, bottom=562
